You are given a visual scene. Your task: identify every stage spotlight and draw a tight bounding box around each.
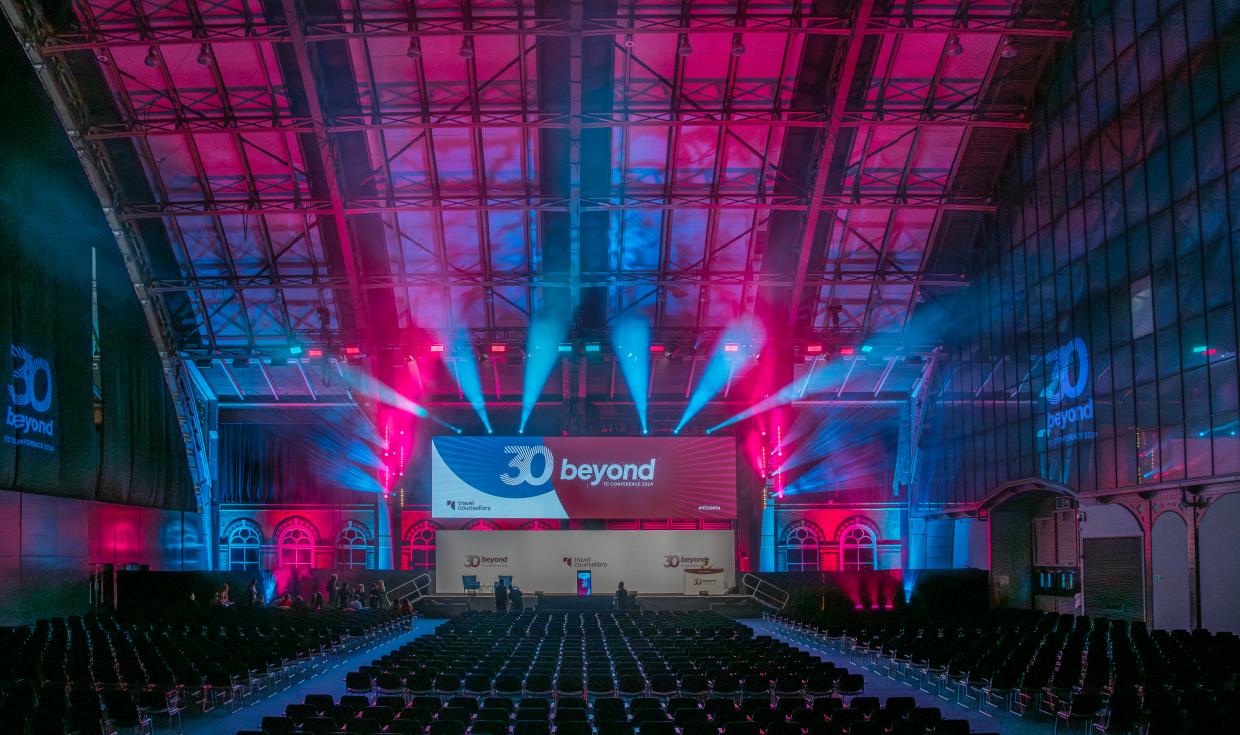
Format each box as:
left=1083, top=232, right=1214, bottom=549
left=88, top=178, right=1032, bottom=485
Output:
left=406, top=38, right=422, bottom=59
left=306, top=348, right=324, bottom=358
left=730, top=39, right=746, bottom=56
left=196, top=44, right=211, bottom=65
left=649, top=344, right=665, bottom=353
left=344, top=345, right=362, bottom=356
left=429, top=343, right=445, bottom=353
left=288, top=345, right=303, bottom=356
left=723, top=343, right=740, bottom=353
left=144, top=46, right=159, bottom=68
left=859, top=344, right=874, bottom=353
left=489, top=344, right=507, bottom=354
left=840, top=346, right=855, bottom=356
left=459, top=38, right=475, bottom=58
left=805, top=344, right=823, bottom=354
left=1000, top=37, right=1018, bottom=59
left=677, top=38, right=693, bottom=56
left=946, top=34, right=964, bottom=57
left=557, top=343, right=574, bottom=353
left=584, top=343, right=602, bottom=353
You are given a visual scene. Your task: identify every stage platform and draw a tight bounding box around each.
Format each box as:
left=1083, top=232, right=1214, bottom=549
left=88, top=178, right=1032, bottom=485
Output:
left=414, top=593, right=766, bottom=618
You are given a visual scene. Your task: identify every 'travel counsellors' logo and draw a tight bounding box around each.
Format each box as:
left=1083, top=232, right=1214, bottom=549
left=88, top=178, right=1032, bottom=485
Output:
left=5, top=344, right=55, bottom=452
left=563, top=556, right=607, bottom=568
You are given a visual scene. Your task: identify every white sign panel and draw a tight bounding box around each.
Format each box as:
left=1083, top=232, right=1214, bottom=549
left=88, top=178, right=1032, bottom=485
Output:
left=437, top=530, right=735, bottom=594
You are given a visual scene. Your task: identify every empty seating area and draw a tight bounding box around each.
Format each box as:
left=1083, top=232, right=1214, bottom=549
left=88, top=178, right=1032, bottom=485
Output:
left=236, top=612, right=988, bottom=735
left=0, top=607, right=410, bottom=735
left=766, top=611, right=1240, bottom=733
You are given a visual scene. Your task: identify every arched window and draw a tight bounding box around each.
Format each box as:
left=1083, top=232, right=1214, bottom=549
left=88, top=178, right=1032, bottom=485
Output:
left=840, top=524, right=878, bottom=571
left=224, top=521, right=262, bottom=571
left=335, top=521, right=372, bottom=569
left=404, top=521, right=439, bottom=571
left=277, top=520, right=316, bottom=568
left=780, top=521, right=822, bottom=572
left=519, top=520, right=557, bottom=531
left=463, top=519, right=499, bottom=531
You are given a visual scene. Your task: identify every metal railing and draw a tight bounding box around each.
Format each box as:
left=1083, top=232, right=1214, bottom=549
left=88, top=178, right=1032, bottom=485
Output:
left=740, top=573, right=790, bottom=610
left=386, top=573, right=432, bottom=605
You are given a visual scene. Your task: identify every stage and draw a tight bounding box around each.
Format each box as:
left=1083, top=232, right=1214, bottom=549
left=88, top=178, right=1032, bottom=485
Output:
left=413, top=592, right=766, bottom=618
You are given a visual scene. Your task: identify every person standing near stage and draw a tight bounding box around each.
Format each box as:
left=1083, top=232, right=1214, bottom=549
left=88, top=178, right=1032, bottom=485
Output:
left=494, top=579, right=508, bottom=612
left=509, top=585, right=524, bottom=612
left=614, top=581, right=628, bottom=611
left=326, top=574, right=339, bottom=608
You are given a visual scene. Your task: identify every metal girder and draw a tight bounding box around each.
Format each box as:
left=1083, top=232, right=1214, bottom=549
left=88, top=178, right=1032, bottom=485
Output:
left=147, top=268, right=967, bottom=290
left=78, top=108, right=1030, bottom=141
left=147, top=271, right=969, bottom=294
left=112, top=193, right=995, bottom=218
left=789, top=0, right=877, bottom=327
left=38, top=12, right=1072, bottom=52
left=567, top=0, right=583, bottom=310
left=278, top=0, right=369, bottom=334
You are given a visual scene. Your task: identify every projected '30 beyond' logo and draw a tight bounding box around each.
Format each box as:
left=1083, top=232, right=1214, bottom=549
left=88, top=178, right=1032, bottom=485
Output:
left=500, top=445, right=554, bottom=486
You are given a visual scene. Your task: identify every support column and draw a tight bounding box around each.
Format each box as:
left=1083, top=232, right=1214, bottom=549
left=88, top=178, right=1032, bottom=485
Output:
left=759, top=482, right=776, bottom=572
left=1141, top=501, right=1154, bottom=628
left=1188, top=501, right=1203, bottom=630
left=376, top=495, right=393, bottom=571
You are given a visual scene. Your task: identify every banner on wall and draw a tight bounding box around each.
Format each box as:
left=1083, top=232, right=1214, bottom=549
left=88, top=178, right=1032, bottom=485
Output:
left=3, top=343, right=56, bottom=453
left=431, top=436, right=736, bottom=519
left=437, top=529, right=735, bottom=594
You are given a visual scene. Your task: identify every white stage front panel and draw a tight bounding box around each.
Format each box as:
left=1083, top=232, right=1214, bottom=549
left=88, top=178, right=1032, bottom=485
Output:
left=437, top=530, right=735, bottom=594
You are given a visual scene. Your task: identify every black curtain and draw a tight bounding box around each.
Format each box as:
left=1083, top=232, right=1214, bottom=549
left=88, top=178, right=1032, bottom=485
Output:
left=1, top=33, right=194, bottom=510
left=218, top=410, right=383, bottom=504
left=0, top=38, right=98, bottom=497
left=95, top=243, right=195, bottom=510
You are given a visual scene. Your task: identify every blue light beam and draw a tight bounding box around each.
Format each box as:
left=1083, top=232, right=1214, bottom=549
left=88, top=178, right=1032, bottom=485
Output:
left=706, top=355, right=856, bottom=433
left=611, top=316, right=651, bottom=433
left=444, top=329, right=492, bottom=432
left=520, top=314, right=570, bottom=432
left=675, top=317, right=765, bottom=434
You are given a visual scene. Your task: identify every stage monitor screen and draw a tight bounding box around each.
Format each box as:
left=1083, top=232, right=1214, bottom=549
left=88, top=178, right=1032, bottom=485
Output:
left=432, top=436, right=736, bottom=519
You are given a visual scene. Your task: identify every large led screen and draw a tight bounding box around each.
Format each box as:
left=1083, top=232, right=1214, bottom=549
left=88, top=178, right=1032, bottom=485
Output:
left=432, top=436, right=736, bottom=519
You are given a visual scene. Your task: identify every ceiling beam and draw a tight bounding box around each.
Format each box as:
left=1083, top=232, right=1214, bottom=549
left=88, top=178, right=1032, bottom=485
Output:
left=38, top=15, right=1072, bottom=52
left=789, top=0, right=877, bottom=328
left=112, top=194, right=997, bottom=217
left=79, top=110, right=1030, bottom=140
left=147, top=273, right=970, bottom=294
left=278, top=0, right=368, bottom=334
